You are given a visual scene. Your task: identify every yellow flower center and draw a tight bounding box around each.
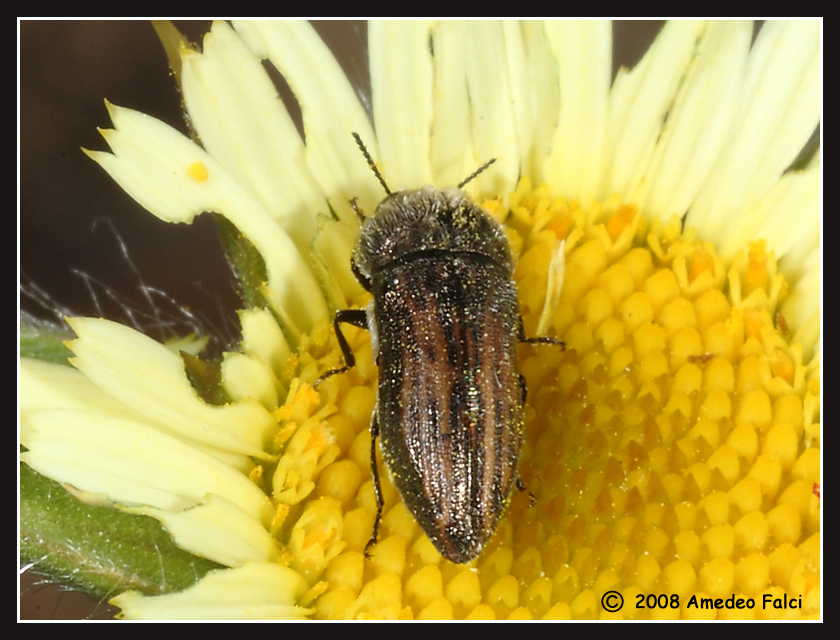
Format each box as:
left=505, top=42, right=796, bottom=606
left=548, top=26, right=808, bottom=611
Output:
left=257, top=179, right=819, bottom=620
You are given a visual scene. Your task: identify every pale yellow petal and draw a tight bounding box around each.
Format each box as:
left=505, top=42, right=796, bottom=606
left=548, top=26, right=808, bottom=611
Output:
left=67, top=317, right=276, bottom=458
left=163, top=334, right=209, bottom=357
left=221, top=351, right=279, bottom=410
left=20, top=358, right=143, bottom=421
left=112, top=562, right=310, bottom=620
left=429, top=21, right=473, bottom=187
left=464, top=21, right=524, bottom=197
left=687, top=20, right=820, bottom=238
left=86, top=103, right=327, bottom=336
left=20, top=354, right=253, bottom=474
left=783, top=253, right=820, bottom=362
left=135, top=495, right=281, bottom=567
left=501, top=21, right=536, bottom=181
left=86, top=105, right=220, bottom=223
left=604, top=20, right=707, bottom=202
left=181, top=21, right=326, bottom=252
left=370, top=20, right=435, bottom=189
left=232, top=21, right=382, bottom=218
left=21, top=410, right=271, bottom=521
left=536, top=240, right=565, bottom=337
left=634, top=21, right=752, bottom=219
left=238, top=307, right=292, bottom=375
left=543, top=20, right=611, bottom=208
left=521, top=21, right=561, bottom=182
left=722, top=150, right=820, bottom=262
left=232, top=20, right=376, bottom=302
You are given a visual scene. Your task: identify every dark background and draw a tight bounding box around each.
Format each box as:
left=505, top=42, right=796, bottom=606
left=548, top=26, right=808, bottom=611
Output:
left=19, top=19, right=662, bottom=620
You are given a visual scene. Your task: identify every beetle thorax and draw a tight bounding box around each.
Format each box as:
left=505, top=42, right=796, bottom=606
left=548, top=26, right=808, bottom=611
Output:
left=353, top=187, right=514, bottom=280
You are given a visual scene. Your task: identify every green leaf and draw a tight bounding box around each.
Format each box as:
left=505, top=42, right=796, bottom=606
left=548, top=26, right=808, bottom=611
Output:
left=20, top=463, right=222, bottom=599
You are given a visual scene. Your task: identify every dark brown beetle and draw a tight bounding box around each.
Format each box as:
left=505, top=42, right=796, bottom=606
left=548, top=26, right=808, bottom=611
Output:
left=318, top=134, right=563, bottom=563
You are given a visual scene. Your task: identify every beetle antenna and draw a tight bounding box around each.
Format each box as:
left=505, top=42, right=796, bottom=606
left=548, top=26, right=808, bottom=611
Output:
left=458, top=158, right=497, bottom=189
left=353, top=132, right=391, bottom=196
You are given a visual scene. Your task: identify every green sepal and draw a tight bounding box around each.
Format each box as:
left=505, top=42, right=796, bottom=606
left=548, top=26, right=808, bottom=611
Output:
left=19, top=316, right=74, bottom=365
left=215, top=213, right=271, bottom=311
left=181, top=350, right=231, bottom=406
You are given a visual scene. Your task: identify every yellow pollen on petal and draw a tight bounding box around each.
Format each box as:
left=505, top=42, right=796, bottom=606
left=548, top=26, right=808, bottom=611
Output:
left=260, top=180, right=818, bottom=619
left=187, top=161, right=209, bottom=182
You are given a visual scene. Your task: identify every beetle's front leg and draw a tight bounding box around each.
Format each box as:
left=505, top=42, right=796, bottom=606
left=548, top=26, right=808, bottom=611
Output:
left=314, top=309, right=368, bottom=388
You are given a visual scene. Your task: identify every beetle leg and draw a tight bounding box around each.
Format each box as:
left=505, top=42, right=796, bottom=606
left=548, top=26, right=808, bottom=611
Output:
left=515, top=315, right=562, bottom=512
left=349, top=197, right=366, bottom=221
left=364, top=414, right=384, bottom=558
left=517, top=314, right=566, bottom=349
left=516, top=478, right=537, bottom=507
left=521, top=335, right=566, bottom=347
left=314, top=309, right=368, bottom=388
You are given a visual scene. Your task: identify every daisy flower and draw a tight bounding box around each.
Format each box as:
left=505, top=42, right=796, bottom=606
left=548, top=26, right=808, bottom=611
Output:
left=20, top=20, right=820, bottom=620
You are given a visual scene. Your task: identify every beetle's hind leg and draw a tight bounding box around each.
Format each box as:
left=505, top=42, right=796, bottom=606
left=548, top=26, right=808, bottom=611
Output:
left=516, top=378, right=536, bottom=507
left=515, top=316, right=563, bottom=509
left=517, top=313, right=566, bottom=350
left=364, top=414, right=384, bottom=558
left=522, top=335, right=566, bottom=348
left=314, top=309, right=368, bottom=388
left=517, top=318, right=566, bottom=350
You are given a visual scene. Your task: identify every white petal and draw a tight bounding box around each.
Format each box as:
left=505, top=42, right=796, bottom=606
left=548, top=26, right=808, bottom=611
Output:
left=687, top=20, right=820, bottom=237
left=370, top=20, right=435, bottom=188
left=135, top=495, right=281, bottom=567
left=181, top=21, right=326, bottom=252
left=604, top=21, right=707, bottom=202
left=635, top=21, right=752, bottom=220
left=233, top=21, right=383, bottom=218
left=112, top=562, right=310, bottom=620
left=543, top=20, right=611, bottom=208
left=87, top=103, right=328, bottom=336
left=66, top=317, right=276, bottom=458
left=21, top=409, right=271, bottom=521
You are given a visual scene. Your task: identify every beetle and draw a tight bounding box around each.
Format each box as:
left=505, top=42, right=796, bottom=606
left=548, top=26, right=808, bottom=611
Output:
left=317, top=134, right=564, bottom=563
